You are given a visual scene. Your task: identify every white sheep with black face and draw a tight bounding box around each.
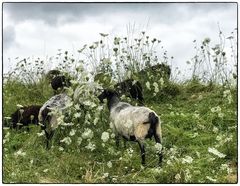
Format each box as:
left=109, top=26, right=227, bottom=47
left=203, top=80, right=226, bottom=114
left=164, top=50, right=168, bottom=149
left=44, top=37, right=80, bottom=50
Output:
left=38, top=93, right=72, bottom=149
left=98, top=89, right=163, bottom=165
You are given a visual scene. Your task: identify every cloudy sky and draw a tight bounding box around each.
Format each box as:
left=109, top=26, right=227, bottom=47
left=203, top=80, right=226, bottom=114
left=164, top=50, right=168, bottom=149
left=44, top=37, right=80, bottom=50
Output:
left=3, top=2, right=237, bottom=77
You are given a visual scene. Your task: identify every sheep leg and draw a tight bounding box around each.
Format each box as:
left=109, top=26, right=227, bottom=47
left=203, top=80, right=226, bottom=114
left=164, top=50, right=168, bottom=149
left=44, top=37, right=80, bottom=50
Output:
left=26, top=126, right=30, bottom=132
left=154, top=134, right=163, bottom=165
left=138, top=92, right=144, bottom=106
left=115, top=135, right=120, bottom=148
left=44, top=130, right=50, bottom=149
left=123, top=139, right=127, bottom=148
left=44, top=130, right=54, bottom=150
left=137, top=141, right=145, bottom=165
left=47, top=130, right=55, bottom=149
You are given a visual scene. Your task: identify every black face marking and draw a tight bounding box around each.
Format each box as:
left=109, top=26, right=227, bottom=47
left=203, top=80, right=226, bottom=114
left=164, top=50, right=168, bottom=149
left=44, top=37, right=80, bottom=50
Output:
left=114, top=103, right=130, bottom=112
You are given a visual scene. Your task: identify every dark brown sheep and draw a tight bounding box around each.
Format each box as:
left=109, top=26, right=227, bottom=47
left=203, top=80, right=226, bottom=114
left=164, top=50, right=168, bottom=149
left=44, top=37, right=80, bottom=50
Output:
left=11, top=105, right=42, bottom=131
left=115, top=79, right=144, bottom=105
left=51, top=75, right=71, bottom=94
left=139, top=63, right=171, bottom=80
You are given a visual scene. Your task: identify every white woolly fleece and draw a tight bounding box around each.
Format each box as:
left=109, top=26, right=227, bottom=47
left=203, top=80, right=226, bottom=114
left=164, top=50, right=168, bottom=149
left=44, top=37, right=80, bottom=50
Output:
left=110, top=102, right=162, bottom=141
left=38, top=93, right=72, bottom=130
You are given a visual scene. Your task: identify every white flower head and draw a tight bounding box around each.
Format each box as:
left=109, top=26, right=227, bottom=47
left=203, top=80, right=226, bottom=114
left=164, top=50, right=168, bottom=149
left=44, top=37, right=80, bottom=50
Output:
left=82, top=128, right=94, bottom=139
left=103, top=172, right=109, bottom=178
left=184, top=169, right=192, bottom=182
left=212, top=126, right=219, bottom=133
left=154, top=143, right=163, bottom=153
left=175, top=173, right=181, bottom=181
left=85, top=142, right=96, bottom=151
left=211, top=106, right=221, bottom=113
left=166, top=160, right=172, bottom=165
left=60, top=137, right=72, bottom=145
left=159, top=78, right=164, bottom=86
left=208, top=147, right=226, bottom=158
left=110, top=133, right=115, bottom=138
left=223, top=90, right=231, bottom=98
left=107, top=161, right=112, bottom=168
left=59, top=147, right=64, bottom=151
left=69, top=129, right=76, bottom=136
left=194, top=113, right=200, bottom=119
left=218, top=112, right=224, bottom=118
left=206, top=176, right=217, bottom=182
left=182, top=156, right=193, bottom=164
left=77, top=137, right=82, bottom=145
left=153, top=82, right=159, bottom=93
left=37, top=130, right=45, bottom=137
left=14, top=149, right=26, bottom=157
left=101, top=132, right=110, bottom=143
left=127, top=148, right=134, bottom=155
left=74, top=104, right=80, bottom=110
left=74, top=112, right=81, bottom=119
left=93, top=117, right=99, bottom=125
left=146, top=81, right=151, bottom=90
left=83, top=100, right=96, bottom=108
left=16, top=104, right=24, bottom=108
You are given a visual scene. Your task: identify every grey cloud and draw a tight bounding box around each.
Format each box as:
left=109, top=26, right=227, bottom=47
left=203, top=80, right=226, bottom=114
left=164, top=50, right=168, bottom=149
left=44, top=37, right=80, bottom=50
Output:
left=3, top=2, right=237, bottom=26
left=3, top=25, right=16, bottom=50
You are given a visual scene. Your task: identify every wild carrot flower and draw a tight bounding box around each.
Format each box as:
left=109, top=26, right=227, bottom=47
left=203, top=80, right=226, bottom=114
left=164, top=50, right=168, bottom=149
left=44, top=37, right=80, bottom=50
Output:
left=101, top=132, right=110, bottom=143
left=212, top=126, right=219, bottom=133
left=107, top=161, right=112, bottom=168
left=175, top=173, right=181, bottom=181
left=159, top=78, right=164, bottom=86
left=182, top=156, right=193, bottom=164
left=153, top=82, right=159, bottom=93
left=60, top=137, right=72, bottom=145
left=206, top=176, right=217, bottom=182
left=184, top=169, right=192, bottom=182
left=155, top=143, right=163, bottom=153
left=16, top=104, right=24, bottom=108
left=103, top=172, right=109, bottom=178
left=93, top=118, right=99, bottom=125
left=14, top=149, right=26, bottom=157
left=77, top=137, right=82, bottom=145
left=208, top=147, right=226, bottom=158
left=211, top=106, right=221, bottom=113
left=85, top=142, right=96, bottom=151
left=37, top=130, right=45, bottom=137
left=82, top=128, right=94, bottom=139
left=69, top=129, right=76, bottom=136
left=74, top=112, right=81, bottom=119
left=146, top=81, right=151, bottom=90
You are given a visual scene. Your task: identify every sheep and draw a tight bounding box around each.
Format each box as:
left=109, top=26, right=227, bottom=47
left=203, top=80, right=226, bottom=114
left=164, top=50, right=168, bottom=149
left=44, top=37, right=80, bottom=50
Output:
left=98, top=89, right=163, bottom=165
left=115, top=79, right=144, bottom=105
left=46, top=69, right=61, bottom=81
left=51, top=75, right=71, bottom=94
left=46, top=70, right=71, bottom=94
left=38, top=93, right=72, bottom=149
left=10, top=105, right=42, bottom=131
left=139, top=63, right=171, bottom=80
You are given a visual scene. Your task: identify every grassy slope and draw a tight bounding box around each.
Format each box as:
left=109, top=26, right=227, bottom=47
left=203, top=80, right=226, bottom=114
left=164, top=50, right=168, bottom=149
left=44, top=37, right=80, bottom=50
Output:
left=3, top=82, right=237, bottom=183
